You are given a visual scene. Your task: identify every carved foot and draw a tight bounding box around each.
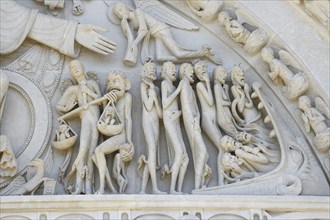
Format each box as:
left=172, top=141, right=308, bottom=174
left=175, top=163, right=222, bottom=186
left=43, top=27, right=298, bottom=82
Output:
left=152, top=189, right=167, bottom=194
left=170, top=190, right=182, bottom=195
left=95, top=188, right=105, bottom=195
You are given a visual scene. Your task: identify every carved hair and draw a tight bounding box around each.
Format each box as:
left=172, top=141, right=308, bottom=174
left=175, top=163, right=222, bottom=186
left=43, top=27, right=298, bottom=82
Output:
left=113, top=2, right=131, bottom=19
left=106, top=70, right=127, bottom=93
left=179, top=63, right=193, bottom=80
left=69, top=60, right=87, bottom=81
left=141, top=62, right=156, bottom=78
left=231, top=66, right=245, bottom=84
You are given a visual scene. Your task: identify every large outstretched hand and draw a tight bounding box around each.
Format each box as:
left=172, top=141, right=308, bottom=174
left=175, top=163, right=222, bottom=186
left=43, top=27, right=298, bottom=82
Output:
left=75, top=24, right=117, bottom=55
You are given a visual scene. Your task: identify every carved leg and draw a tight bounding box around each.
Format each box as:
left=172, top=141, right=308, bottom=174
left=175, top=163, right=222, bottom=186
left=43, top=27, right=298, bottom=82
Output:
left=140, top=165, right=149, bottom=194
left=177, top=153, right=189, bottom=193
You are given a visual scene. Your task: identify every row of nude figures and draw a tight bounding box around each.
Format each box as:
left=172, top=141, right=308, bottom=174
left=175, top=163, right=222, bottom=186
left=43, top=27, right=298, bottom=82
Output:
left=53, top=60, right=280, bottom=195
left=139, top=61, right=280, bottom=194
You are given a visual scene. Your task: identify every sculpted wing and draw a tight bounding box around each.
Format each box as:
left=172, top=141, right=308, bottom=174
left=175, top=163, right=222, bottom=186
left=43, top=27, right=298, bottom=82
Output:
left=278, top=49, right=302, bottom=70
left=315, top=97, right=330, bottom=119
left=133, top=0, right=199, bottom=30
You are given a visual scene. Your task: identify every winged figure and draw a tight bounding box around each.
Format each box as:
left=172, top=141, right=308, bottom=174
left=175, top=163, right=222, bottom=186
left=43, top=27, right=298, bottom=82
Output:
left=105, top=0, right=221, bottom=66
left=261, top=47, right=309, bottom=100
left=218, top=8, right=268, bottom=56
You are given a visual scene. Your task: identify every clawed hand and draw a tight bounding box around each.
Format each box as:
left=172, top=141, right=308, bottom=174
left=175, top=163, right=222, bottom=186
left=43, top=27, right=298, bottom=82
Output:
left=75, top=24, right=117, bottom=55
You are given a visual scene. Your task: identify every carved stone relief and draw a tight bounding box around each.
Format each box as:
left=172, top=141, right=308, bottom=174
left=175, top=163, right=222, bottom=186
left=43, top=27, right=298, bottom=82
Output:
left=0, top=0, right=329, bottom=202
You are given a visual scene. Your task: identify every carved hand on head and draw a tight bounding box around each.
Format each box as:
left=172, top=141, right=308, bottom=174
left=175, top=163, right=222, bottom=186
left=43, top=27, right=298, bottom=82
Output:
left=75, top=24, right=117, bottom=55
left=72, top=0, right=85, bottom=16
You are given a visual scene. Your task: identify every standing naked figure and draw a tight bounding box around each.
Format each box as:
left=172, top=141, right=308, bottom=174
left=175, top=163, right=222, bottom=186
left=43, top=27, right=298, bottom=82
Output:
left=179, top=63, right=211, bottom=189
left=298, top=96, right=330, bottom=153
left=161, top=61, right=189, bottom=194
left=108, top=1, right=221, bottom=66
left=56, top=60, right=101, bottom=194
left=93, top=72, right=134, bottom=194
left=194, top=61, right=223, bottom=185
left=218, top=9, right=267, bottom=55
left=138, top=62, right=165, bottom=194
left=213, top=66, right=239, bottom=137
left=231, top=66, right=261, bottom=126
left=261, top=47, right=309, bottom=100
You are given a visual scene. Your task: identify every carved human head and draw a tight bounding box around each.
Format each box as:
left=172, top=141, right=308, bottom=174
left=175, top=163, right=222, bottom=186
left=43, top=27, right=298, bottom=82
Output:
left=261, top=47, right=275, bottom=63
left=221, top=153, right=239, bottom=172
left=161, top=61, right=177, bottom=81
left=113, top=2, right=131, bottom=19
left=231, top=66, right=246, bottom=87
left=58, top=124, right=69, bottom=133
left=221, top=135, right=242, bottom=152
left=218, top=11, right=230, bottom=26
left=298, top=96, right=312, bottom=111
left=141, top=62, right=157, bottom=81
left=194, top=61, right=209, bottom=82
left=106, top=71, right=131, bottom=99
left=69, top=60, right=86, bottom=82
left=179, top=63, right=194, bottom=83
left=119, top=143, right=134, bottom=163
left=214, top=66, right=227, bottom=84
left=236, top=132, right=252, bottom=144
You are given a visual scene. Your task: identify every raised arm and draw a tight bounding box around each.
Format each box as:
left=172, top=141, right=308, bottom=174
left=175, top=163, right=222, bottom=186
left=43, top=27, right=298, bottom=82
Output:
left=161, top=81, right=182, bottom=109
left=141, top=83, right=154, bottom=111
left=56, top=86, right=78, bottom=113
left=196, top=81, right=214, bottom=106
left=132, top=9, right=148, bottom=45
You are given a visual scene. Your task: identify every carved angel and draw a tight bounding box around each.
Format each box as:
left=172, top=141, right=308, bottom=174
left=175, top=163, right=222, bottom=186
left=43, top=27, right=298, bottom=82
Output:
left=261, top=47, right=310, bottom=100
left=298, top=96, right=330, bottom=153
left=296, top=0, right=330, bottom=27
left=105, top=0, right=221, bottom=66
left=218, top=8, right=268, bottom=55
left=184, top=0, right=223, bottom=21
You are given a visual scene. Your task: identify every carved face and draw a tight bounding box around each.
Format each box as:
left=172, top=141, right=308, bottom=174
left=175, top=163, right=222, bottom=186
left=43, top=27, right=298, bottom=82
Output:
left=222, top=153, right=239, bottom=171
left=236, top=132, right=252, bottom=143
left=162, top=62, right=177, bottom=82
left=261, top=47, right=274, bottom=63
left=221, top=135, right=242, bottom=152
left=58, top=124, right=68, bottom=133
left=143, top=63, right=157, bottom=81
left=232, top=67, right=246, bottom=87
left=298, top=96, right=311, bottom=111
left=183, top=64, right=194, bottom=83
left=214, top=67, right=227, bottom=84
left=114, top=3, right=130, bottom=19
left=107, top=73, right=127, bottom=99
left=194, top=62, right=208, bottom=82
left=69, top=60, right=85, bottom=82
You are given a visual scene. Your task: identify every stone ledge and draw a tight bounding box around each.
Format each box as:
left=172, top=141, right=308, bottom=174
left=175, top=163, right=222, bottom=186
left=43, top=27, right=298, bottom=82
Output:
left=1, top=195, right=329, bottom=212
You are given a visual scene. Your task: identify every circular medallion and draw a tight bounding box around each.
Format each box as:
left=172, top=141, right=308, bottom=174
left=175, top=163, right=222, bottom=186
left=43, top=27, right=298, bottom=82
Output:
left=0, top=69, right=52, bottom=187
